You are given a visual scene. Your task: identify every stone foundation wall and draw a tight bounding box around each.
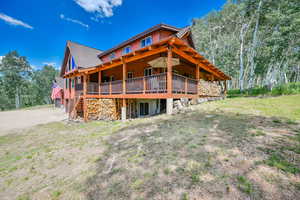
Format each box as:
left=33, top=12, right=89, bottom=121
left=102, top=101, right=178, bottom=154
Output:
left=173, top=96, right=225, bottom=112
left=86, top=99, right=121, bottom=120
left=198, top=80, right=225, bottom=97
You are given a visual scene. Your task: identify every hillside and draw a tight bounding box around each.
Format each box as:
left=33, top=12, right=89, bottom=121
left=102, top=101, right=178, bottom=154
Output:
left=0, top=95, right=300, bottom=200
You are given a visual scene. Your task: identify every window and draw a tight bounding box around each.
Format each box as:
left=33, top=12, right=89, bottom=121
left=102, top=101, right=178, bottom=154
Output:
left=71, top=56, right=76, bottom=70
left=109, top=52, right=116, bottom=60
left=140, top=103, right=149, bottom=116
left=122, top=46, right=132, bottom=55
left=141, top=36, right=152, bottom=48
left=144, top=68, right=152, bottom=76
left=127, top=72, right=133, bottom=79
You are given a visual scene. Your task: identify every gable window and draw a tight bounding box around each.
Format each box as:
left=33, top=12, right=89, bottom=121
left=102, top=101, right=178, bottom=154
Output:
left=109, top=52, right=116, bottom=60
left=122, top=46, right=132, bottom=55
left=71, top=56, right=76, bottom=70
left=141, top=36, right=152, bottom=48
left=144, top=68, right=152, bottom=76
left=127, top=72, right=133, bottom=79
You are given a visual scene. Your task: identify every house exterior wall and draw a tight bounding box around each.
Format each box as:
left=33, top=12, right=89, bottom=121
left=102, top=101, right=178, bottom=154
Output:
left=136, top=99, right=160, bottom=117
left=100, top=30, right=174, bottom=63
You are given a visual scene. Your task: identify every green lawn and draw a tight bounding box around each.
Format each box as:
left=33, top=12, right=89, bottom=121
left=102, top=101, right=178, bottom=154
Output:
left=0, top=95, right=300, bottom=200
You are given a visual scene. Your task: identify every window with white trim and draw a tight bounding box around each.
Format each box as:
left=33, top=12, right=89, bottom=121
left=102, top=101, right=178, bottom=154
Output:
left=122, top=46, right=132, bottom=55
left=141, top=36, right=152, bottom=48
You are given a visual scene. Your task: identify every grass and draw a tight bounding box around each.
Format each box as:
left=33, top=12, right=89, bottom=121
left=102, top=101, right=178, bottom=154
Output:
left=1, top=95, right=300, bottom=199
left=237, top=176, right=254, bottom=195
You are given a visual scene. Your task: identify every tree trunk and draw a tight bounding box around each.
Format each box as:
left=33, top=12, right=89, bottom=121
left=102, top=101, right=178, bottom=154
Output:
left=239, top=23, right=248, bottom=91
left=248, top=0, right=263, bottom=89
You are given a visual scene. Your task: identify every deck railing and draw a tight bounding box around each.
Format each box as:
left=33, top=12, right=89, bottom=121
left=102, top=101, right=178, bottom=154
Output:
left=145, top=73, right=167, bottom=93
left=86, top=72, right=198, bottom=96
left=87, top=82, right=99, bottom=94
left=126, top=77, right=144, bottom=94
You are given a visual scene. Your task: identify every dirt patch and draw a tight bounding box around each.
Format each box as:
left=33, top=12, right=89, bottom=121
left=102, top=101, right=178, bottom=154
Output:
left=0, top=106, right=67, bottom=134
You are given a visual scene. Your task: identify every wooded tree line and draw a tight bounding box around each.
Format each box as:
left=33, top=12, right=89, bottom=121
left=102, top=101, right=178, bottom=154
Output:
left=0, top=51, right=58, bottom=110
left=192, top=0, right=300, bottom=90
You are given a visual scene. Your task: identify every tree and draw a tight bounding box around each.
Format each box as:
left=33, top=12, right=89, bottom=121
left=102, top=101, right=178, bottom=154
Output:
left=0, top=51, right=32, bottom=109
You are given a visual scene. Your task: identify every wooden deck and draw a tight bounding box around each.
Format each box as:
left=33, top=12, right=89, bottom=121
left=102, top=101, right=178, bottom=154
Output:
left=75, top=73, right=198, bottom=99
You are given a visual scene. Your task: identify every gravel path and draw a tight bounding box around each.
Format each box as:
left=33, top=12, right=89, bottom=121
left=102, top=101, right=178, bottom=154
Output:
left=0, top=106, right=68, bottom=134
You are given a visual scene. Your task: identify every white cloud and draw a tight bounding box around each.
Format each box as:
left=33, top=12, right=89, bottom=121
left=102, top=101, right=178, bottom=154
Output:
left=0, top=56, right=3, bottom=64
left=60, top=14, right=89, bottom=29
left=74, top=0, right=122, bottom=18
left=43, top=62, right=57, bottom=67
left=0, top=13, right=33, bottom=29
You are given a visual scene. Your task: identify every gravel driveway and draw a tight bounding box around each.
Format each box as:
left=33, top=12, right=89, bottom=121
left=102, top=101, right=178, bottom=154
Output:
left=0, top=106, right=68, bottom=134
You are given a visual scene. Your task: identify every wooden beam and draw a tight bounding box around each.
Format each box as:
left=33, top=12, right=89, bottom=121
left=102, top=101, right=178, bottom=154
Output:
left=167, top=46, right=173, bottom=94
left=172, top=47, right=224, bottom=80
left=98, top=71, right=101, bottom=94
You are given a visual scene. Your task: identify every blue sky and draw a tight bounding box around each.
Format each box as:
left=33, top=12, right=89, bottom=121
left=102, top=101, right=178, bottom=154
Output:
left=0, top=0, right=225, bottom=69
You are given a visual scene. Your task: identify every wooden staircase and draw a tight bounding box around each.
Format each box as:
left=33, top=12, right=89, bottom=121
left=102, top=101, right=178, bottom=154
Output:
left=70, top=96, right=84, bottom=119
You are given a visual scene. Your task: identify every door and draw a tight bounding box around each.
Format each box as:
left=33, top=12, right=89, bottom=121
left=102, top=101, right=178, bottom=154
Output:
left=139, top=102, right=149, bottom=116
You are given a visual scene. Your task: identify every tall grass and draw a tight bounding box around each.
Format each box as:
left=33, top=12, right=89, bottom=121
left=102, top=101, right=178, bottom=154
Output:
left=228, top=82, right=300, bottom=97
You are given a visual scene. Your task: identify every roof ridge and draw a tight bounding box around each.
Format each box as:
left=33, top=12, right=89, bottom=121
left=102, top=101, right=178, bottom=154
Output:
left=67, top=40, right=103, bottom=52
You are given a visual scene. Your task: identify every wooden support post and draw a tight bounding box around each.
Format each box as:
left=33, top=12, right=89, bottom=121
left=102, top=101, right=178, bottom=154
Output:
left=122, top=59, right=127, bottom=94
left=121, top=98, right=126, bottom=121
left=167, top=46, right=173, bottom=94
left=83, top=74, right=88, bottom=122
left=98, top=71, right=101, bottom=95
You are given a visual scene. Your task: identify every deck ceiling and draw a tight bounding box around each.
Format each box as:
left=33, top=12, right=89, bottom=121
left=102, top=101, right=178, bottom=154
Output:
left=64, top=37, right=231, bottom=81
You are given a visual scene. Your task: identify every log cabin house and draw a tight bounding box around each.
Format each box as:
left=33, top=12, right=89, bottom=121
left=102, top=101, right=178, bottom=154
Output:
left=60, top=23, right=231, bottom=121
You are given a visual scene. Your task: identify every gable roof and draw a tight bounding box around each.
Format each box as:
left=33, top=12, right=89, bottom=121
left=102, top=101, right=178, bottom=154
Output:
left=68, top=41, right=103, bottom=68
left=98, top=23, right=182, bottom=58
left=60, top=41, right=103, bottom=76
